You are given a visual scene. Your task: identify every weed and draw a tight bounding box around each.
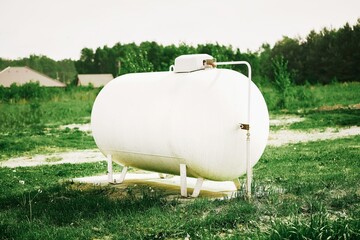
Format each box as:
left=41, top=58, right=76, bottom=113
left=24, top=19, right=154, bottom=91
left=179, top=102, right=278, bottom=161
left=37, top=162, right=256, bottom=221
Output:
left=19, top=189, right=43, bottom=223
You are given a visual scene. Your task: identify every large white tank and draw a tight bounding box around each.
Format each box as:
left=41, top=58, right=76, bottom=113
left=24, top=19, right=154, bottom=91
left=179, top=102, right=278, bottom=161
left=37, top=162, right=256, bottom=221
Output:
left=91, top=55, right=269, bottom=183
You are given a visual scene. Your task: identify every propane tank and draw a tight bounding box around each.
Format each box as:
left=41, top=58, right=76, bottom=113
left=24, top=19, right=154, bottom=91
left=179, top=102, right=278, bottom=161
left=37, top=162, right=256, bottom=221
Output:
left=91, top=54, right=269, bottom=196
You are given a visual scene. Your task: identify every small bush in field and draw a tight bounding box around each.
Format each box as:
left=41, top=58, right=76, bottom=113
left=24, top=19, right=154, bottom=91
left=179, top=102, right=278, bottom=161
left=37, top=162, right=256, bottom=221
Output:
left=271, top=57, right=317, bottom=110
left=272, top=56, right=292, bottom=109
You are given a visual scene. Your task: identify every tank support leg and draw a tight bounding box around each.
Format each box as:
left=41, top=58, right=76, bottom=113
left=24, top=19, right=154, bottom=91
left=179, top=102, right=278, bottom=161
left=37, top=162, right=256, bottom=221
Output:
left=233, top=178, right=241, bottom=190
left=180, top=164, right=187, bottom=197
left=107, top=154, right=113, bottom=183
left=118, top=166, right=128, bottom=184
left=191, top=177, right=204, bottom=197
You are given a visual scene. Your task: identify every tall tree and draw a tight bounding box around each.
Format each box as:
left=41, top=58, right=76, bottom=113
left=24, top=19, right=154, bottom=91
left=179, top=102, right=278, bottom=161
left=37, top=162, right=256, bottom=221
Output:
left=75, top=48, right=96, bottom=74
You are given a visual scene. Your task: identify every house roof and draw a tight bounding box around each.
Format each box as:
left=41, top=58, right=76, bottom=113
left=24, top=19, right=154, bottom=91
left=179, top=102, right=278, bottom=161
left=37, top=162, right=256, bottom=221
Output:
left=77, top=74, right=114, bottom=87
left=0, top=66, right=66, bottom=87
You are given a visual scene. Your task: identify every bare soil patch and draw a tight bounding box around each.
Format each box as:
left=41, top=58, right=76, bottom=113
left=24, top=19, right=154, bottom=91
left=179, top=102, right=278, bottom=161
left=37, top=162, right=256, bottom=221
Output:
left=268, top=126, right=360, bottom=147
left=1, top=149, right=106, bottom=168
left=317, top=103, right=360, bottom=111
left=269, top=115, right=304, bottom=126
left=1, top=121, right=359, bottom=168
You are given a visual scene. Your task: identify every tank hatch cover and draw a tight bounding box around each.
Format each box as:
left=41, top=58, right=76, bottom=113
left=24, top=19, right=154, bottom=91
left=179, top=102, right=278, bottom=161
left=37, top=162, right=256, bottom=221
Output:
left=174, top=54, right=214, bottom=73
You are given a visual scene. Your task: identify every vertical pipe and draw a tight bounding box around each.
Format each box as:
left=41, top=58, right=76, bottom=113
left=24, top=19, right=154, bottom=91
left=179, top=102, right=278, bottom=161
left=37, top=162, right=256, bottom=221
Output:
left=216, top=61, right=252, bottom=197
left=246, top=64, right=252, bottom=198
left=246, top=130, right=252, bottom=198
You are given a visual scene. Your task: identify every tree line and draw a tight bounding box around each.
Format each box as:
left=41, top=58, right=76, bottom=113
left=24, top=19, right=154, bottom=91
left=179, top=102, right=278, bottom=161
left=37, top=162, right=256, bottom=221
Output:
left=0, top=55, right=76, bottom=85
left=264, top=19, right=360, bottom=84
left=1, top=19, right=359, bottom=85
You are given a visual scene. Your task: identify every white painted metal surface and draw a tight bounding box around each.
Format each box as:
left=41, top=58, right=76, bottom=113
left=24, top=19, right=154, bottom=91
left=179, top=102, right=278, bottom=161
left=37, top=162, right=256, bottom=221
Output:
left=173, top=54, right=214, bottom=72
left=91, top=62, right=269, bottom=185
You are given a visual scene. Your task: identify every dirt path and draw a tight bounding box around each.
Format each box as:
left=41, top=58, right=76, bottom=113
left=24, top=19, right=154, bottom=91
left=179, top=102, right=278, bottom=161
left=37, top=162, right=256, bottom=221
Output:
left=1, top=123, right=359, bottom=168
left=0, top=149, right=106, bottom=168
left=268, top=126, right=360, bottom=146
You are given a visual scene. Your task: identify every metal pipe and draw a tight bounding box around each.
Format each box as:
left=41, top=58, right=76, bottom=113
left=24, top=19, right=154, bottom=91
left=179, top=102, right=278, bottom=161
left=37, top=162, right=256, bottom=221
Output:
left=216, top=61, right=252, bottom=198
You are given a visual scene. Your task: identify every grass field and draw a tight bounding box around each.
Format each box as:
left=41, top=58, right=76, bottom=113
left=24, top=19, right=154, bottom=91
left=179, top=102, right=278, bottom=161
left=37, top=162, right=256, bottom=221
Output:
left=0, top=82, right=359, bottom=239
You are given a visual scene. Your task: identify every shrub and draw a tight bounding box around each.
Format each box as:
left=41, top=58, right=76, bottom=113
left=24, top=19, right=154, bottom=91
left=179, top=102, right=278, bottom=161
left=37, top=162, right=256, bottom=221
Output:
left=271, top=57, right=317, bottom=111
left=272, top=56, right=293, bottom=109
left=0, top=82, right=63, bottom=103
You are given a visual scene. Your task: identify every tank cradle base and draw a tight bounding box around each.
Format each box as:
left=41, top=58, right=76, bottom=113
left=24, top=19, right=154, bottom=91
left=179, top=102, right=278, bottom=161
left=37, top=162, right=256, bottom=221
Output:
left=106, top=155, right=249, bottom=197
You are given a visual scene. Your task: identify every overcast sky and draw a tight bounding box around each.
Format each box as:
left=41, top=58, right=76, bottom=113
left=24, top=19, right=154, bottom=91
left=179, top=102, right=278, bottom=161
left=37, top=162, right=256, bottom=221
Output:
left=1, top=0, right=359, bottom=60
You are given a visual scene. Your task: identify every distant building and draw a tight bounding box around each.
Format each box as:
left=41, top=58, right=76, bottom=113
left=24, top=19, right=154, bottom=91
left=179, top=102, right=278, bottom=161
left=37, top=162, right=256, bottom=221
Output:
left=0, top=66, right=66, bottom=87
left=77, top=74, right=114, bottom=87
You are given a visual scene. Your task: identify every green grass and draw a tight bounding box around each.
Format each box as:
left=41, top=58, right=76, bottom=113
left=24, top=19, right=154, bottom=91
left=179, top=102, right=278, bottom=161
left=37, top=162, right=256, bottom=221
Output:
left=262, top=81, right=360, bottom=112
left=0, top=128, right=96, bottom=160
left=0, top=136, right=359, bottom=239
left=0, top=82, right=359, bottom=239
left=311, top=82, right=360, bottom=107
left=0, top=86, right=99, bottom=160
left=288, top=108, right=360, bottom=130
